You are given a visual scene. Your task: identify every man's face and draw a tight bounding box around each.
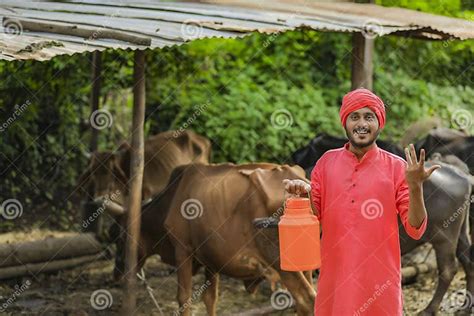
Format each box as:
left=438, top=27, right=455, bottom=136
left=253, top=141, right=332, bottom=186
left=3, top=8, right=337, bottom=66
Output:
left=344, top=107, right=380, bottom=148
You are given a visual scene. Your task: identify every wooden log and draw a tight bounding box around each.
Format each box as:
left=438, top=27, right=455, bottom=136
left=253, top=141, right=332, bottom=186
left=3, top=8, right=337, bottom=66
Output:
left=0, top=233, right=102, bottom=268
left=3, top=17, right=151, bottom=46
left=121, top=49, right=146, bottom=316
left=233, top=305, right=291, bottom=315
left=0, top=252, right=105, bottom=280
left=401, top=263, right=433, bottom=284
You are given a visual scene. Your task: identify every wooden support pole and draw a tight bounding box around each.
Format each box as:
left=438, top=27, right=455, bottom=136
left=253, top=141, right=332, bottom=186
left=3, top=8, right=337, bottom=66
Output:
left=89, top=51, right=102, bottom=153
left=83, top=50, right=103, bottom=236
left=351, top=32, right=374, bottom=90
left=121, top=50, right=146, bottom=316
left=351, top=0, right=375, bottom=90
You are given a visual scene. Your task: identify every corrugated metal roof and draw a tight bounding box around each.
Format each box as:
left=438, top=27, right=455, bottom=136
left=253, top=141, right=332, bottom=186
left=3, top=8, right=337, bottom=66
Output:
left=0, top=0, right=473, bottom=61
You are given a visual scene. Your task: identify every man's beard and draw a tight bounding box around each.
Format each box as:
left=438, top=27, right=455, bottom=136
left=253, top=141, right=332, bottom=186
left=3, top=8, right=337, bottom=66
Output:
left=345, top=127, right=380, bottom=149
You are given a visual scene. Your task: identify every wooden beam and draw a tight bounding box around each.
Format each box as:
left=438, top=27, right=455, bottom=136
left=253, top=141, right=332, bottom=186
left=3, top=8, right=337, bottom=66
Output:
left=121, top=50, right=146, bottom=316
left=351, top=32, right=374, bottom=90
left=3, top=17, right=152, bottom=46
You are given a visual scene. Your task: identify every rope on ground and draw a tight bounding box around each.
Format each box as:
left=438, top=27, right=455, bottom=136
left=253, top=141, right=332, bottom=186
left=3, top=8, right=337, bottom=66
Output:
left=137, top=268, right=164, bottom=316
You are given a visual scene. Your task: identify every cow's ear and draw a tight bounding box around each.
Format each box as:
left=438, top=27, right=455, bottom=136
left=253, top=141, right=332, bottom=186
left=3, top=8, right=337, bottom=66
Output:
left=240, top=168, right=285, bottom=213
left=174, top=130, right=191, bottom=147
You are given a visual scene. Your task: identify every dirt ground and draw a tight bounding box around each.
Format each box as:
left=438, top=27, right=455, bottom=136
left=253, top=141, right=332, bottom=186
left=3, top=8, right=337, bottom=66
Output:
left=0, top=233, right=471, bottom=316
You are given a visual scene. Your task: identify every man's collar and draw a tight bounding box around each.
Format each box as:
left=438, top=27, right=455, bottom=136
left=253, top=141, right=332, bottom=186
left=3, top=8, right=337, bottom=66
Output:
left=343, top=141, right=379, bottom=162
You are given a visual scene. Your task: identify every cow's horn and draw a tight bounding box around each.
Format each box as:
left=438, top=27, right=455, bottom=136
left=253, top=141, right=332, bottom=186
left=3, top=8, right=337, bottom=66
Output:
left=93, top=197, right=125, bottom=215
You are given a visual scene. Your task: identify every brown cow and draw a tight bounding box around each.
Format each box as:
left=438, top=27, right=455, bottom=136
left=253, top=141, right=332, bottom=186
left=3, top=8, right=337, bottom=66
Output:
left=78, top=129, right=211, bottom=205
left=78, top=130, right=211, bottom=277
left=125, top=163, right=316, bottom=315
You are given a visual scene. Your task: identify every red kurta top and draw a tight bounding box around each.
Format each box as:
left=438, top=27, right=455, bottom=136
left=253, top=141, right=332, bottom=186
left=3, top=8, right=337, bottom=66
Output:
left=311, top=142, right=427, bottom=316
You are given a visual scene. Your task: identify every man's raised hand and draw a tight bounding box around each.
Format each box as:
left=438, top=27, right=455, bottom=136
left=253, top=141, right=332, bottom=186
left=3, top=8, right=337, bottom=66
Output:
left=404, top=143, right=441, bottom=187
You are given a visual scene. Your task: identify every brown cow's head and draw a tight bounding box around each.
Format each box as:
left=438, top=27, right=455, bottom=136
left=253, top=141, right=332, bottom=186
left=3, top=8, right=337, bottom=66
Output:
left=78, top=146, right=129, bottom=205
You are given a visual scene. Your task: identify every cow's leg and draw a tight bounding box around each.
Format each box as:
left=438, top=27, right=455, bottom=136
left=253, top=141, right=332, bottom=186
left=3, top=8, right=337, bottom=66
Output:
left=420, top=241, right=458, bottom=316
left=455, top=216, right=474, bottom=312
left=202, top=268, right=219, bottom=316
left=243, top=277, right=265, bottom=294
left=278, top=271, right=315, bottom=316
left=175, top=246, right=193, bottom=316
left=136, top=241, right=148, bottom=273
left=110, top=218, right=126, bottom=281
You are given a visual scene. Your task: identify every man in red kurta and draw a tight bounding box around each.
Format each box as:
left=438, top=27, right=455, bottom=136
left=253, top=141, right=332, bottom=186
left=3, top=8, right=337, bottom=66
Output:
left=284, top=88, right=440, bottom=315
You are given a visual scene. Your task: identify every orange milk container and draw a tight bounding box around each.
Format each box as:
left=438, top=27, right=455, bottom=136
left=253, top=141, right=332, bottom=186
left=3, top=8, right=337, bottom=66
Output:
left=278, top=197, right=321, bottom=271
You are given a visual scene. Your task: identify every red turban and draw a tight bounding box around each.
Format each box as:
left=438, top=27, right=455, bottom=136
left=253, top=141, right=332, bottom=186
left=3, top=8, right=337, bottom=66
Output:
left=339, top=88, right=386, bottom=129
